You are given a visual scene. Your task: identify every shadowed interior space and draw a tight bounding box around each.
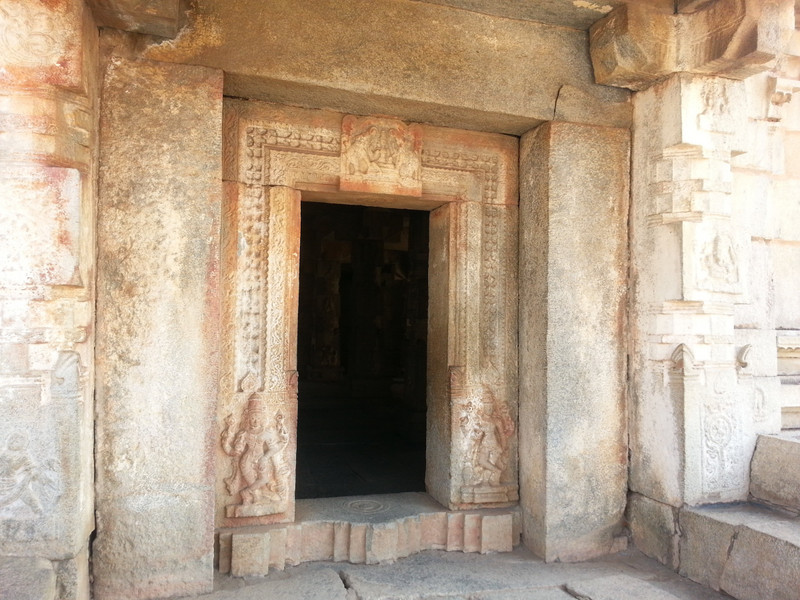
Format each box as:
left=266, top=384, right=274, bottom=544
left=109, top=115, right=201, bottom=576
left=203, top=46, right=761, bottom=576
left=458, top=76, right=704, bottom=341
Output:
left=295, top=202, right=429, bottom=499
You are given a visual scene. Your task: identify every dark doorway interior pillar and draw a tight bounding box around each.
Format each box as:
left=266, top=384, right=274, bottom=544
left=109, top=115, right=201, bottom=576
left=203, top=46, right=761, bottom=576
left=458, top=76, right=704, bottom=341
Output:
left=296, top=202, right=429, bottom=499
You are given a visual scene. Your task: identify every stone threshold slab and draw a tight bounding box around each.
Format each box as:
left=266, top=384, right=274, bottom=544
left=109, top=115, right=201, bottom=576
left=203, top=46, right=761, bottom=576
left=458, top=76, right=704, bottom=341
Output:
left=217, top=492, right=520, bottom=577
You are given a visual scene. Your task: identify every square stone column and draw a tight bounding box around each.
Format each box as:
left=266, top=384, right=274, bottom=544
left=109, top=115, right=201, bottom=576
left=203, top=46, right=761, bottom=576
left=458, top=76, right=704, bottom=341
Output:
left=93, top=57, right=223, bottom=600
left=0, top=1, right=98, bottom=598
left=519, top=121, right=629, bottom=562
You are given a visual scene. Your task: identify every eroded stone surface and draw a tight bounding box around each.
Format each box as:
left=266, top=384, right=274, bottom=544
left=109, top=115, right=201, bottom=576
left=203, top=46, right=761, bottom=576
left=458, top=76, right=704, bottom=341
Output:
left=93, top=57, right=223, bottom=599
left=0, top=556, right=56, bottom=600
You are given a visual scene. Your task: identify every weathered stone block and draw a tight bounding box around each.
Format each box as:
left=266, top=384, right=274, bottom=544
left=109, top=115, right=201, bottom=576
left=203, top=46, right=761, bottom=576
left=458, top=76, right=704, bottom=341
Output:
left=0, top=166, right=82, bottom=290
left=87, top=0, right=187, bottom=38
left=481, top=513, right=513, bottom=554
left=367, top=522, right=398, bottom=564
left=0, top=556, right=56, bottom=600
left=567, top=574, right=685, bottom=600
left=420, top=512, right=447, bottom=550
left=519, top=121, right=629, bottom=562
left=301, top=521, right=334, bottom=562
left=231, top=531, right=270, bottom=577
left=750, top=433, right=800, bottom=513
left=678, top=507, right=738, bottom=590
left=628, top=493, right=679, bottom=570
left=720, top=513, right=800, bottom=600
left=93, top=57, right=222, bottom=600
left=55, top=545, right=89, bottom=600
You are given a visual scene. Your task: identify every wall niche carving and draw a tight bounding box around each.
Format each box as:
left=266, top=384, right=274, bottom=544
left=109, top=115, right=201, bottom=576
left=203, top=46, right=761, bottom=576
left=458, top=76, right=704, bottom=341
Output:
left=221, top=99, right=518, bottom=522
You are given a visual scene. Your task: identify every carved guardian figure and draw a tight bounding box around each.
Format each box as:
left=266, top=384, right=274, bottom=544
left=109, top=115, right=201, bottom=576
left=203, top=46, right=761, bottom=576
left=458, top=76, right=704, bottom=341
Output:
left=221, top=396, right=290, bottom=517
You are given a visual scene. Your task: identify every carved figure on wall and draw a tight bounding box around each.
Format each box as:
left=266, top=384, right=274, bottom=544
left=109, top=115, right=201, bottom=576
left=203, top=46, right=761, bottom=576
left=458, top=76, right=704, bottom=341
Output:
left=460, top=387, right=515, bottom=489
left=0, top=431, right=57, bottom=516
left=221, top=395, right=290, bottom=516
left=702, top=233, right=739, bottom=289
left=340, top=115, right=422, bottom=195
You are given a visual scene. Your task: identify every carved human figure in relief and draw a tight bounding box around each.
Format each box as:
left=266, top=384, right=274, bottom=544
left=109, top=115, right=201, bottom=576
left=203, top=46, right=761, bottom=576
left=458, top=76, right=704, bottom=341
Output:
left=703, top=233, right=738, bottom=285
left=0, top=431, right=43, bottom=514
left=461, top=388, right=515, bottom=488
left=221, top=396, right=289, bottom=507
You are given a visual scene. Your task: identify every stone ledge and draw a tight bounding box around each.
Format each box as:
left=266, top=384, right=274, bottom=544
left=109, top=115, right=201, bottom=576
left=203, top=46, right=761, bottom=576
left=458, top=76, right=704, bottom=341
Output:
left=679, top=503, right=800, bottom=600
left=750, top=432, right=800, bottom=513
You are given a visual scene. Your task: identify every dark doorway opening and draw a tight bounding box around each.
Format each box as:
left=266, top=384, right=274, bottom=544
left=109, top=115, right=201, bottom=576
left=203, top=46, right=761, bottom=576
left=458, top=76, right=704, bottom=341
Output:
left=295, top=202, right=429, bottom=499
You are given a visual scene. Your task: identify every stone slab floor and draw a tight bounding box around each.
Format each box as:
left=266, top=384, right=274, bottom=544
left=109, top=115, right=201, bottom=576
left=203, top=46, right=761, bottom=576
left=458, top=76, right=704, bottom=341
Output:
left=180, top=547, right=732, bottom=600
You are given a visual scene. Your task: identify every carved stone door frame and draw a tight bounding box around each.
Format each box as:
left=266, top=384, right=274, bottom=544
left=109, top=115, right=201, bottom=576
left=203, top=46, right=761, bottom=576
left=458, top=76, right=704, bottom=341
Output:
left=218, top=100, right=519, bottom=529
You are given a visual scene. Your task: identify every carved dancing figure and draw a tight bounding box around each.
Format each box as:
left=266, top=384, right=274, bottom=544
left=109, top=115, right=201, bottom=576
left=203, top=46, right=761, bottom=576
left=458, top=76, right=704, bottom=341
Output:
left=221, top=396, right=289, bottom=507
left=462, top=388, right=515, bottom=488
left=0, top=431, right=43, bottom=514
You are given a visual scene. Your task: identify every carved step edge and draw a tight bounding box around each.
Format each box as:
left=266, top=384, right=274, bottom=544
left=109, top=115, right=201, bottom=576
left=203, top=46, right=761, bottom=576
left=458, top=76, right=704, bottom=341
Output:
left=218, top=508, right=519, bottom=577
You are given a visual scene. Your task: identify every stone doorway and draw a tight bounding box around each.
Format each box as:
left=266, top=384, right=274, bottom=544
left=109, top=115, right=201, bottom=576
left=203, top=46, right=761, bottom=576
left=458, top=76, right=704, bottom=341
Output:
left=295, top=202, right=429, bottom=499
left=217, top=100, right=520, bottom=532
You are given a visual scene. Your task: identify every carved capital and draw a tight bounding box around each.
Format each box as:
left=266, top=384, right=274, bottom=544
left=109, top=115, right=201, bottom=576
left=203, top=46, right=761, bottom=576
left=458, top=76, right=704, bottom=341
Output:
left=591, top=0, right=796, bottom=90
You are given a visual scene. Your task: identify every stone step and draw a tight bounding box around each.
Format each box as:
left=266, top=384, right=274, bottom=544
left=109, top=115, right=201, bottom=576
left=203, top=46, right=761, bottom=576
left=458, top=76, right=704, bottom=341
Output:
left=749, top=432, right=800, bottom=514
left=679, top=503, right=800, bottom=600
left=218, top=493, right=518, bottom=577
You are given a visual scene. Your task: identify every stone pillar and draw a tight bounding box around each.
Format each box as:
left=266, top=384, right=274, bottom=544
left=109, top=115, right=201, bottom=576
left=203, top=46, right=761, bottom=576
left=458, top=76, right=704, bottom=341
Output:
left=93, top=57, right=222, bottom=599
left=519, top=121, right=629, bottom=562
left=0, top=1, right=98, bottom=599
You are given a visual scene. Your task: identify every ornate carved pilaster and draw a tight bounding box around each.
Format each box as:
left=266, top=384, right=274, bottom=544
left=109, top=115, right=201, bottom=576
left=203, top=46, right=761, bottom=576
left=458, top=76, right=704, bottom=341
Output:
left=0, top=0, right=96, bottom=566
left=631, top=73, right=767, bottom=505
left=219, top=185, right=300, bottom=526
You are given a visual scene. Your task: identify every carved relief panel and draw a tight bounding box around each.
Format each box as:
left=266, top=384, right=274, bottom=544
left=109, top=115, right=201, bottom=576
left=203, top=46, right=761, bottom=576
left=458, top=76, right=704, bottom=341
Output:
left=222, top=100, right=518, bottom=520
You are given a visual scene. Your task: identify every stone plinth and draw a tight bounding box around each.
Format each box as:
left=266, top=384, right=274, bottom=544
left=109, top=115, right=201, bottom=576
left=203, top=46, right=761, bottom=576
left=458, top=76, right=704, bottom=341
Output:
left=518, top=121, right=629, bottom=562
left=93, top=57, right=222, bottom=600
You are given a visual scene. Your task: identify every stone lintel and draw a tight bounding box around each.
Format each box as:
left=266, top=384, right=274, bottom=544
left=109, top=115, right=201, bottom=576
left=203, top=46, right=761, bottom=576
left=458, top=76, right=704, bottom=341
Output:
left=142, top=0, right=631, bottom=135
left=87, top=0, right=188, bottom=38
left=591, top=0, right=797, bottom=90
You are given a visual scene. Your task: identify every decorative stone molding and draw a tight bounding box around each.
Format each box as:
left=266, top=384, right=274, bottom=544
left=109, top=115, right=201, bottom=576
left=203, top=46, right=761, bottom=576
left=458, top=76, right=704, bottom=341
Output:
left=221, top=100, right=518, bottom=520
left=591, top=0, right=797, bottom=90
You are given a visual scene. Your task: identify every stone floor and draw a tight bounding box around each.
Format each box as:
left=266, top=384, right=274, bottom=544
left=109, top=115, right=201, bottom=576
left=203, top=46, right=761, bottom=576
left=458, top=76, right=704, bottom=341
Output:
left=184, top=546, right=732, bottom=599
